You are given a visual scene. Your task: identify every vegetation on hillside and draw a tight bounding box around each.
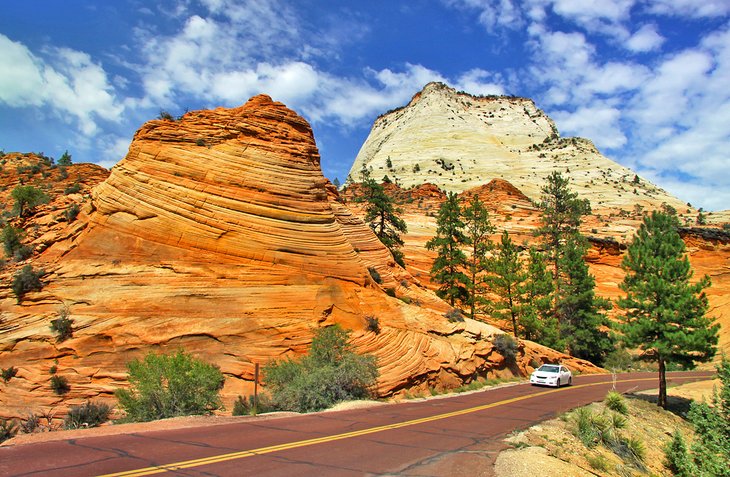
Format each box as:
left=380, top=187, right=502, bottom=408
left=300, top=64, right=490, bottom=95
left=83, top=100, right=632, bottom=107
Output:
left=263, top=325, right=378, bottom=413
left=115, top=350, right=224, bottom=422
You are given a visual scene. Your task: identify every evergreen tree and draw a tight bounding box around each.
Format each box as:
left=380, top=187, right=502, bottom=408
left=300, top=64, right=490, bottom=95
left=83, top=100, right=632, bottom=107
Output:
left=557, top=237, right=613, bottom=364
left=332, top=177, right=340, bottom=188
left=486, top=231, right=524, bottom=338
left=57, top=150, right=72, bottom=166
left=537, top=171, right=590, bottom=298
left=519, top=246, right=559, bottom=347
left=461, top=195, right=495, bottom=320
left=619, top=211, right=719, bottom=408
left=358, top=167, right=408, bottom=267
left=426, top=192, right=468, bottom=307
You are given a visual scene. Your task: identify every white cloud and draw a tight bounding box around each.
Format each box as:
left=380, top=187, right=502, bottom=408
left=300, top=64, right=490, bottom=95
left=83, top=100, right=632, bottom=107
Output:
left=645, top=0, right=730, bottom=18
left=553, top=104, right=627, bottom=149
left=0, top=34, right=124, bottom=136
left=626, top=24, right=665, bottom=52
left=442, top=0, right=524, bottom=31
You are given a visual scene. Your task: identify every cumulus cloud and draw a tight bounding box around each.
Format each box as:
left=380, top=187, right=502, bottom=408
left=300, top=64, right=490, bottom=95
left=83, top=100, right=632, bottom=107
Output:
left=645, top=0, right=730, bottom=18
left=553, top=105, right=627, bottom=149
left=0, top=34, right=124, bottom=135
left=626, top=24, right=665, bottom=52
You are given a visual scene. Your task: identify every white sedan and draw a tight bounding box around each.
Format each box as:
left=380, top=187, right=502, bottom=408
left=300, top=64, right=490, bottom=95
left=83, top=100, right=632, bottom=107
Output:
left=530, top=364, right=572, bottom=387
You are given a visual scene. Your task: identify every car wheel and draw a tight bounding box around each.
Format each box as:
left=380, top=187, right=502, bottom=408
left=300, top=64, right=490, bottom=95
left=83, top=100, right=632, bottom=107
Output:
left=568, top=377, right=572, bottom=386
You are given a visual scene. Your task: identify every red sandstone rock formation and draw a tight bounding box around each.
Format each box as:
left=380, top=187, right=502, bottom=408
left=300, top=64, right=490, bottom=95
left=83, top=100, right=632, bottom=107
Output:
left=0, top=98, right=597, bottom=422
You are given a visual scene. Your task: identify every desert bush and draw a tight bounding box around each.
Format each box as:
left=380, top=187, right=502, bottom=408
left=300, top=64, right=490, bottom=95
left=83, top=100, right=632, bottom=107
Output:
left=63, top=401, right=112, bottom=429
left=158, top=110, right=174, bottom=121
left=63, top=182, right=81, bottom=195
left=1, top=226, right=32, bottom=261
left=365, top=315, right=380, bottom=334
left=605, top=390, right=628, bottom=415
left=12, top=265, right=43, bottom=302
left=493, top=334, right=518, bottom=362
left=232, top=394, right=274, bottom=416
left=195, top=138, right=205, bottom=146
left=65, top=203, right=80, bottom=222
left=263, top=325, right=378, bottom=413
left=115, top=349, right=224, bottom=422
left=384, top=287, right=396, bottom=297
left=50, top=307, right=73, bottom=342
left=367, top=266, right=382, bottom=284
left=0, top=419, right=18, bottom=443
left=20, top=413, right=40, bottom=434
left=444, top=308, right=464, bottom=322
left=50, top=375, right=70, bottom=395
left=2, top=366, right=18, bottom=383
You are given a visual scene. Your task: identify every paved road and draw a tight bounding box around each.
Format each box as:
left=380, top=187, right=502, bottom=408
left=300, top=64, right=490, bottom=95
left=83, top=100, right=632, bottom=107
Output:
left=0, top=371, right=713, bottom=477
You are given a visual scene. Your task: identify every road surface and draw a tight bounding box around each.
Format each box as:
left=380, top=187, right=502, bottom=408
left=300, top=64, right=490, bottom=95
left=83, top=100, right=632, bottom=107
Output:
left=0, top=371, right=713, bottom=477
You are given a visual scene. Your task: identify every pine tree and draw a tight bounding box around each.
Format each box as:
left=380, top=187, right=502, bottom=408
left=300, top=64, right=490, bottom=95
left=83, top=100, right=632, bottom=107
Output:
left=537, top=171, right=590, bottom=299
left=57, top=150, right=72, bottom=166
left=486, top=231, right=524, bottom=338
left=427, top=192, right=468, bottom=307
left=519, top=246, right=559, bottom=347
left=619, top=211, right=719, bottom=409
left=11, top=185, right=49, bottom=217
left=358, top=170, right=408, bottom=267
left=557, top=237, right=613, bottom=365
left=461, top=195, right=495, bottom=320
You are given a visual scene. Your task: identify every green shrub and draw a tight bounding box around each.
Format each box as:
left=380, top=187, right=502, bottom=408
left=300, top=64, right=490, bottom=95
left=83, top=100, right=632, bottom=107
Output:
left=573, top=407, right=600, bottom=448
left=367, top=266, right=382, bottom=284
left=493, top=334, right=518, bottom=362
left=50, top=375, right=70, bottom=395
left=664, top=431, right=697, bottom=477
left=63, top=182, right=81, bottom=195
left=195, top=138, right=205, bottom=146
left=12, top=265, right=43, bottom=302
left=65, top=203, right=80, bottom=222
left=50, top=307, right=73, bottom=342
left=384, top=287, right=396, bottom=297
left=605, top=391, right=628, bottom=415
left=115, top=349, right=224, bottom=422
left=63, top=401, right=112, bottom=429
left=0, top=419, right=18, bottom=443
left=1, top=226, right=32, bottom=261
left=263, top=325, right=378, bottom=413
left=365, top=315, right=380, bottom=334
left=11, top=185, right=49, bottom=217
left=2, top=366, right=18, bottom=383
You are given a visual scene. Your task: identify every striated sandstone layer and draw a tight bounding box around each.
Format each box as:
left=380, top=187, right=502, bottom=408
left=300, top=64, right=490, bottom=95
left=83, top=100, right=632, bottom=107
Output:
left=348, top=82, right=688, bottom=215
left=0, top=98, right=597, bottom=422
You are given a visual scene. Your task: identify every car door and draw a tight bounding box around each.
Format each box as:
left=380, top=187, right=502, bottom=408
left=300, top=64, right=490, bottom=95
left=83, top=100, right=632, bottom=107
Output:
left=559, top=366, right=568, bottom=385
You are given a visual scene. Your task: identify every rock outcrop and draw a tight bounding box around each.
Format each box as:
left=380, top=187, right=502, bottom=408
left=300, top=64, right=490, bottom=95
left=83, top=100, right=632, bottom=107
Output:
left=0, top=98, right=597, bottom=422
left=348, top=82, right=688, bottom=214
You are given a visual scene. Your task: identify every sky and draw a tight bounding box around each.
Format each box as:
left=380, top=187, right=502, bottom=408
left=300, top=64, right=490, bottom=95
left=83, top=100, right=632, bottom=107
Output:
left=1, top=1, right=729, bottom=211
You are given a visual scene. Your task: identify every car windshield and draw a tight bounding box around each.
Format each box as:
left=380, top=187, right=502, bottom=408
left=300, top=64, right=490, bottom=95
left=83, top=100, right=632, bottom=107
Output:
left=537, top=365, right=560, bottom=373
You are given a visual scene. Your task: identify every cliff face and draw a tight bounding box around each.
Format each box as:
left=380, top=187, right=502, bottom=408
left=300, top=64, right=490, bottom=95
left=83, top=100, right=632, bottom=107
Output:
left=348, top=82, right=688, bottom=214
left=0, top=97, right=596, bottom=421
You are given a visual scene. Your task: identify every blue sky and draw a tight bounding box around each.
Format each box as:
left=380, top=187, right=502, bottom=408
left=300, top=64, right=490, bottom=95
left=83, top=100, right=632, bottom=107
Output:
left=1, top=1, right=729, bottom=210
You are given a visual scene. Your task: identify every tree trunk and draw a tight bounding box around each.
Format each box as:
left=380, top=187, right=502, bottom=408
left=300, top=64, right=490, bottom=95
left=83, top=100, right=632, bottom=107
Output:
left=658, top=356, right=667, bottom=409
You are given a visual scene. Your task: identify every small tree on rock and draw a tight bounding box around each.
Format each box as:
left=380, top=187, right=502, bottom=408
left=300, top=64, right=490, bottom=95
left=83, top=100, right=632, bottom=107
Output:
left=57, top=150, right=72, bottom=167
left=11, top=185, right=49, bottom=217
left=619, top=211, right=719, bottom=409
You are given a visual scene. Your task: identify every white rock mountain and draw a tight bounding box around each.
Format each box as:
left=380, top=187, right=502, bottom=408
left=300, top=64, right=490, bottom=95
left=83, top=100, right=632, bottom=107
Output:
left=348, top=82, right=688, bottom=214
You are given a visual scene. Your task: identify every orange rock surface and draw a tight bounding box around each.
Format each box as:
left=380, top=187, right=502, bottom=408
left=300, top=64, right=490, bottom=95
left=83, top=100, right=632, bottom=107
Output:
left=0, top=98, right=596, bottom=422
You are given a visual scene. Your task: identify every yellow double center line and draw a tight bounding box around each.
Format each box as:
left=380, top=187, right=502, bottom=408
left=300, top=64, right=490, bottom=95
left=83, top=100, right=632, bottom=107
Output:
left=98, top=376, right=687, bottom=476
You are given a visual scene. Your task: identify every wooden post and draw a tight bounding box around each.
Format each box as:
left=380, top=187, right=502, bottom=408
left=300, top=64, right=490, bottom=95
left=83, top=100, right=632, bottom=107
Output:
left=253, top=363, right=259, bottom=416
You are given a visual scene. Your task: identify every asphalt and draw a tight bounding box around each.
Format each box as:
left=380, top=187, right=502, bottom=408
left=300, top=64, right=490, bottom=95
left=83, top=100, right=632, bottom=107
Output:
left=0, top=371, right=714, bottom=477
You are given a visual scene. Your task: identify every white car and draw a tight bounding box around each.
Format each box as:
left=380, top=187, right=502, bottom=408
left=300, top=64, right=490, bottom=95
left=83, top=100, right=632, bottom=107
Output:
left=530, top=364, right=572, bottom=387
